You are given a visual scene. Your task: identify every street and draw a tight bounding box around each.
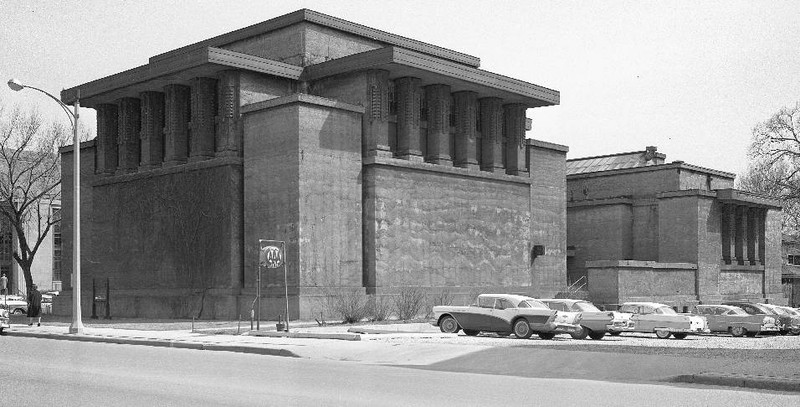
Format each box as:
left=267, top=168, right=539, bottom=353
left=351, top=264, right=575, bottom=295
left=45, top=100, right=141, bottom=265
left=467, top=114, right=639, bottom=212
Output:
left=1, top=336, right=798, bottom=406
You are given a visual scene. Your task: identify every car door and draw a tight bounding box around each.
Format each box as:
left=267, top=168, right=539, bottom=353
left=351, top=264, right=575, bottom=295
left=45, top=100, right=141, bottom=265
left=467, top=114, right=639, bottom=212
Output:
left=632, top=305, right=657, bottom=331
left=488, top=298, right=516, bottom=332
left=706, top=307, right=725, bottom=332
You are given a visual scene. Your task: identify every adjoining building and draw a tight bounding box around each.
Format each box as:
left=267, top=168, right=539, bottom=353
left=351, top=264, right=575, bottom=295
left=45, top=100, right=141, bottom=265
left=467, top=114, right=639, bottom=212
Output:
left=57, top=9, right=567, bottom=319
left=782, top=235, right=800, bottom=307
left=566, top=147, right=787, bottom=310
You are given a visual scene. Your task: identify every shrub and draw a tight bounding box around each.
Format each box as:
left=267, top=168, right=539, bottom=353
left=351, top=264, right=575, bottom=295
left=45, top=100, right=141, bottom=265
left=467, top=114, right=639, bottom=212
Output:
left=366, top=294, right=392, bottom=322
left=426, top=289, right=455, bottom=318
left=325, top=287, right=368, bottom=324
left=394, top=286, right=426, bottom=321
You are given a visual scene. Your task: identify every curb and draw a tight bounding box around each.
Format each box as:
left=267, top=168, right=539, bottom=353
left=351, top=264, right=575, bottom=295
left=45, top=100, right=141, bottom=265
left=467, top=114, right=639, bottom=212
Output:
left=247, top=331, right=361, bottom=341
left=4, top=330, right=300, bottom=358
left=670, top=374, right=800, bottom=393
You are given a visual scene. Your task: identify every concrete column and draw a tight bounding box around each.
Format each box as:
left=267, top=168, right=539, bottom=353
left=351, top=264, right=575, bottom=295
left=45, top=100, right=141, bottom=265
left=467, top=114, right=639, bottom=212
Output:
left=95, top=103, right=118, bottom=175
left=453, top=91, right=479, bottom=170
left=425, top=84, right=452, bottom=165
left=747, top=207, right=759, bottom=265
left=734, top=205, right=746, bottom=265
left=190, top=77, right=217, bottom=161
left=480, top=97, right=504, bottom=173
left=395, top=77, right=423, bottom=161
left=117, top=97, right=141, bottom=174
left=504, top=103, right=528, bottom=176
left=139, top=91, right=165, bottom=170
left=758, top=208, right=767, bottom=265
left=216, top=70, right=241, bottom=157
left=163, top=84, right=190, bottom=166
left=363, top=70, right=392, bottom=158
left=720, top=203, right=732, bottom=264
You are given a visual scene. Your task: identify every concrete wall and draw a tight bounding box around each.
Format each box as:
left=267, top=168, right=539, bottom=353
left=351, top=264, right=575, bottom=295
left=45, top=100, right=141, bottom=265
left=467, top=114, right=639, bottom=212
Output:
left=568, top=167, right=680, bottom=202
left=631, top=200, right=659, bottom=261
left=765, top=208, right=787, bottom=304
left=529, top=144, right=568, bottom=295
left=657, top=195, right=700, bottom=263
left=364, top=161, right=533, bottom=294
left=567, top=201, right=633, bottom=283
left=587, top=260, right=699, bottom=309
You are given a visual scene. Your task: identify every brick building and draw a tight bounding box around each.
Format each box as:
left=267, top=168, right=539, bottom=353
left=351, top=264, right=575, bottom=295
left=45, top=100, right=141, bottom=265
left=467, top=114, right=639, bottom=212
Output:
left=566, top=147, right=787, bottom=310
left=57, top=10, right=567, bottom=319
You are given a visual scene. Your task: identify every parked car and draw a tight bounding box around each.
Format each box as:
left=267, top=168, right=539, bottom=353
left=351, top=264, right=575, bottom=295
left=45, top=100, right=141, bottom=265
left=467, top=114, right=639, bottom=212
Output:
left=761, top=304, right=800, bottom=335
left=0, top=306, right=9, bottom=333
left=691, top=304, right=780, bottom=337
left=432, top=294, right=582, bottom=339
left=618, top=302, right=709, bottom=339
left=723, top=302, right=792, bottom=335
left=540, top=298, right=632, bottom=340
left=0, top=295, right=28, bottom=315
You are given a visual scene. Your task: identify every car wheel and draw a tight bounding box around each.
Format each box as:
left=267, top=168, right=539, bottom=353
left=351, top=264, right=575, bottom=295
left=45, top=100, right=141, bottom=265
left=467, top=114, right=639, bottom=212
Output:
left=655, top=329, right=672, bottom=339
left=463, top=329, right=480, bottom=336
left=12, top=308, right=24, bottom=315
left=538, top=332, right=556, bottom=340
left=588, top=330, right=606, bottom=340
left=571, top=326, right=589, bottom=340
left=730, top=326, right=746, bottom=337
left=439, top=316, right=460, bottom=334
left=672, top=333, right=688, bottom=340
left=609, top=331, right=622, bottom=336
left=790, top=327, right=800, bottom=336
left=513, top=319, right=533, bottom=339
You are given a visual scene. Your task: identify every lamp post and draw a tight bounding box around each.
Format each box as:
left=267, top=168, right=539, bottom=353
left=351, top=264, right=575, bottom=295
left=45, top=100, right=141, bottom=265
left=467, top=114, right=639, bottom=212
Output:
left=7, top=79, right=84, bottom=334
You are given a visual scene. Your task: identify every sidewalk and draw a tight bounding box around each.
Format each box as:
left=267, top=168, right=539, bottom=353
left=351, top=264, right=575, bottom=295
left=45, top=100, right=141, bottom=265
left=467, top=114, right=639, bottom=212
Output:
left=3, top=319, right=800, bottom=393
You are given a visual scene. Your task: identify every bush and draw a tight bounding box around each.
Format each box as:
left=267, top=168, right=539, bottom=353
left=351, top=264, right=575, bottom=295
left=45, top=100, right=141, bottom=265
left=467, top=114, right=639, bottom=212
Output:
left=426, top=289, right=455, bottom=318
left=325, top=287, right=368, bottom=324
left=394, top=286, right=426, bottom=321
left=366, top=295, right=392, bottom=322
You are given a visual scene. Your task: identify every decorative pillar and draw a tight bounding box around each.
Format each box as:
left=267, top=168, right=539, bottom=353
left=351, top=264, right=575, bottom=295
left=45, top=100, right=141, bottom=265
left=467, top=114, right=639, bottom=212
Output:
left=95, top=104, right=118, bottom=175
left=395, top=77, right=423, bottom=161
left=190, top=77, right=217, bottom=161
left=216, top=70, right=241, bottom=157
left=720, top=203, right=732, bottom=264
left=504, top=103, right=528, bottom=176
left=425, top=84, right=452, bottom=165
left=163, top=84, right=190, bottom=166
left=747, top=207, right=759, bottom=265
left=117, top=97, right=141, bottom=174
left=453, top=91, right=479, bottom=170
left=734, top=205, right=746, bottom=265
left=758, top=208, right=767, bottom=265
left=139, top=91, right=165, bottom=170
left=363, top=70, right=392, bottom=158
left=480, top=97, right=504, bottom=172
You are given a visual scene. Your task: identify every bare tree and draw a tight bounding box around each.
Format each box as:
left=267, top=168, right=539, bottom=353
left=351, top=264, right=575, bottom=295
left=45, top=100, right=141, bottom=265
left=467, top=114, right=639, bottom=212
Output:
left=741, top=101, right=800, bottom=232
left=0, top=103, right=68, bottom=292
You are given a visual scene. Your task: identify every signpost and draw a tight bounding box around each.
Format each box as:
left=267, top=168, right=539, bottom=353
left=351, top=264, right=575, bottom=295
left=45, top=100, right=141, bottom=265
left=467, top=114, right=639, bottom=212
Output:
left=259, top=240, right=288, bottom=331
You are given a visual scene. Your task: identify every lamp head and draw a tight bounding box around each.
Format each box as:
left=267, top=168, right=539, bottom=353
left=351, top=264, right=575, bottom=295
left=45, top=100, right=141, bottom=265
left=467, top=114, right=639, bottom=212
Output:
left=7, top=79, right=25, bottom=92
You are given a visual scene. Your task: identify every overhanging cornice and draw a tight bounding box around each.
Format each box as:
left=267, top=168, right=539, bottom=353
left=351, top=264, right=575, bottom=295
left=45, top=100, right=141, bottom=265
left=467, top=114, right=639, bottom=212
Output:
left=303, top=47, right=559, bottom=107
left=61, top=47, right=302, bottom=106
left=716, top=188, right=782, bottom=209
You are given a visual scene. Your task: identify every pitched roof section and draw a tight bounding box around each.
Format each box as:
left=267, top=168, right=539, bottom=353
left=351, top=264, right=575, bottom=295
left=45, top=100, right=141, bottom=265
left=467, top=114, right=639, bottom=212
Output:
left=150, top=9, right=481, bottom=68
left=566, top=148, right=665, bottom=175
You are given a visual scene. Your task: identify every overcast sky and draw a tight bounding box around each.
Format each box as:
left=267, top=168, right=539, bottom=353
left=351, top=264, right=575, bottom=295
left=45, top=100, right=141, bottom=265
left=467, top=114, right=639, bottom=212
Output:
left=2, top=0, right=798, bottom=176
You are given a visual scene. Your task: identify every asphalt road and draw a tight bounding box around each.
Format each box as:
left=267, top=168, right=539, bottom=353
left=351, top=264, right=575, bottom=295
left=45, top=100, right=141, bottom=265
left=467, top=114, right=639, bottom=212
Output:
left=1, top=336, right=798, bottom=406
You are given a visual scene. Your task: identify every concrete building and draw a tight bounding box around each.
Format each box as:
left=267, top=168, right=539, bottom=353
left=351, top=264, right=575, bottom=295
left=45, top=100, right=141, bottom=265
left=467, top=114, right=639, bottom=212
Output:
left=566, top=147, right=786, bottom=310
left=57, top=10, right=567, bottom=319
left=782, top=235, right=800, bottom=307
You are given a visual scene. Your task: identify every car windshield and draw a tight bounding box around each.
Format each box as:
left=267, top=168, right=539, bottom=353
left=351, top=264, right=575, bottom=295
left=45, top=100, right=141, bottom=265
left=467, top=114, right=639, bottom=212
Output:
left=768, top=306, right=789, bottom=316
left=518, top=299, right=549, bottom=309
left=574, top=302, right=601, bottom=312
left=782, top=307, right=800, bottom=316
left=725, top=308, right=748, bottom=316
left=655, top=306, right=677, bottom=315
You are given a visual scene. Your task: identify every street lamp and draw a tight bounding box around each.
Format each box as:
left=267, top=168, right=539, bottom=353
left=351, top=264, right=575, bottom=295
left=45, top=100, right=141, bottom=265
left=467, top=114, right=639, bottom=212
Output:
left=7, top=78, right=84, bottom=334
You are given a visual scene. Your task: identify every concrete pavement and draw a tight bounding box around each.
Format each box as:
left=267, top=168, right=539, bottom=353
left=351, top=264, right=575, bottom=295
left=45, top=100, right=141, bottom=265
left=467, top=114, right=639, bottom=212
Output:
left=3, top=320, right=799, bottom=393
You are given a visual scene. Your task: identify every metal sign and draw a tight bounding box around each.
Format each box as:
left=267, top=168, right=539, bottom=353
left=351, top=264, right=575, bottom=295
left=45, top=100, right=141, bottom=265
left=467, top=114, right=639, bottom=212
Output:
left=259, top=240, right=284, bottom=269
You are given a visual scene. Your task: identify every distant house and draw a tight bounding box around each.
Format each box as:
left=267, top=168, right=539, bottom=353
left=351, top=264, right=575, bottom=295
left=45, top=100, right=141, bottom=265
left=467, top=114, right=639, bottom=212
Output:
left=566, top=147, right=787, bottom=310
left=782, top=235, right=800, bottom=307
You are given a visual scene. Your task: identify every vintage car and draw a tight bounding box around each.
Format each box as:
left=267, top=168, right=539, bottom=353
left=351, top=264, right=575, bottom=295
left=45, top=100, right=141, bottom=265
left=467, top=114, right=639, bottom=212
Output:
left=761, top=304, right=800, bottom=335
left=0, top=306, right=9, bottom=334
left=723, top=302, right=792, bottom=335
left=0, top=295, right=28, bottom=315
left=540, top=298, right=633, bottom=340
left=618, top=302, right=708, bottom=339
left=691, top=304, right=780, bottom=337
left=432, top=294, right=582, bottom=339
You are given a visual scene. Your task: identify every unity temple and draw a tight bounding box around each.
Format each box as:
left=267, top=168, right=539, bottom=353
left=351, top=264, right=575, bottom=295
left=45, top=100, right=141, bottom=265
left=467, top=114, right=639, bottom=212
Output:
left=57, top=10, right=567, bottom=319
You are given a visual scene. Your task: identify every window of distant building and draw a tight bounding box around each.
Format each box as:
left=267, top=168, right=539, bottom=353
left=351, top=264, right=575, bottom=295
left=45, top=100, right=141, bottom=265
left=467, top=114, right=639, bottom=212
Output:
left=788, top=255, right=800, bottom=265
left=52, top=207, right=62, bottom=283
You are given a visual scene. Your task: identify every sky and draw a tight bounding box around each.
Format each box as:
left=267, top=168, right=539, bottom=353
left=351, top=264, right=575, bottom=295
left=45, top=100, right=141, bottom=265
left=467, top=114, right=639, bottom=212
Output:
left=2, top=0, right=799, bottom=177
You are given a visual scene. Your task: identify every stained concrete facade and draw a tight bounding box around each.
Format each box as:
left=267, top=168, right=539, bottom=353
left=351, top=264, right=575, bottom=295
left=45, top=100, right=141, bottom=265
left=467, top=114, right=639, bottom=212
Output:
left=57, top=10, right=566, bottom=319
left=567, top=148, right=786, bottom=309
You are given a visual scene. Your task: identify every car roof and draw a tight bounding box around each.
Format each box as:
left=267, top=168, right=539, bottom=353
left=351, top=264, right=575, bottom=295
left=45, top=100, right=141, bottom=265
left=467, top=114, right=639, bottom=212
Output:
left=697, top=304, right=740, bottom=310
left=621, top=302, right=670, bottom=308
left=539, top=298, right=586, bottom=304
left=478, top=294, right=536, bottom=302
